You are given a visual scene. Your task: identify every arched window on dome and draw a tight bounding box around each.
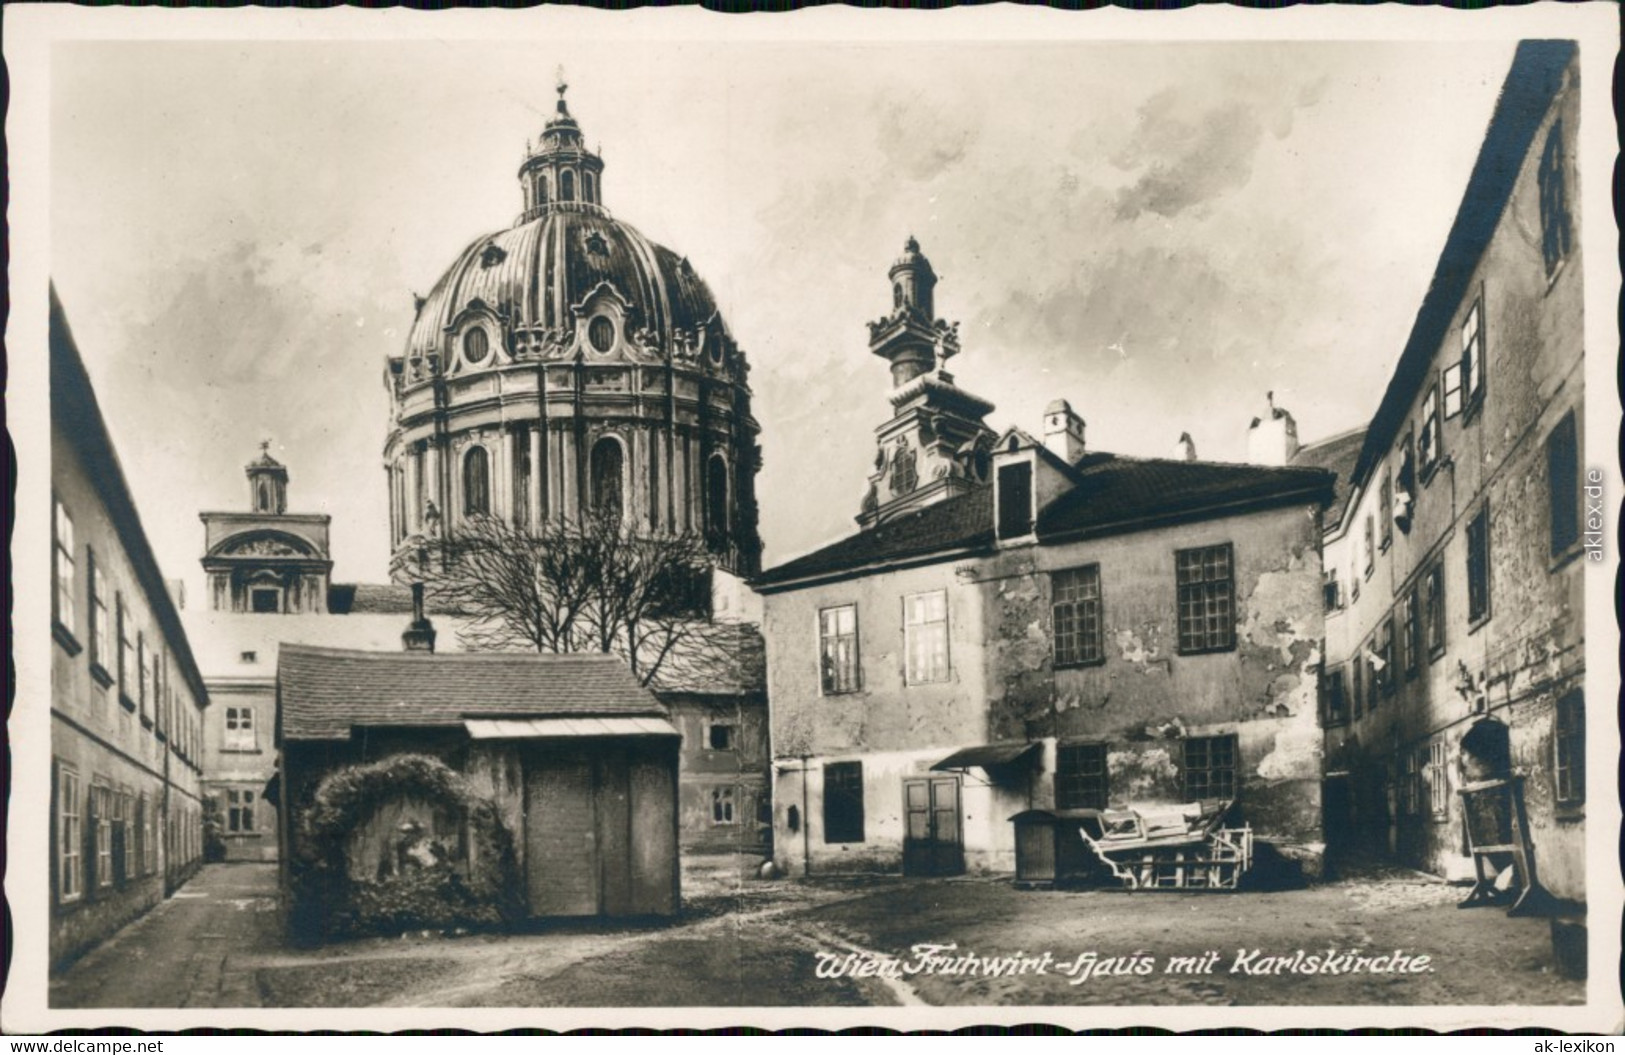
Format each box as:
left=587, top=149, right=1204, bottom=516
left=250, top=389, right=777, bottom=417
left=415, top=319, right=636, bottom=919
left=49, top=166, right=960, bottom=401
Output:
left=536, top=174, right=549, bottom=208
left=893, top=283, right=904, bottom=310
left=561, top=170, right=576, bottom=203
left=706, top=454, right=730, bottom=545
left=463, top=446, right=491, bottom=518
left=590, top=437, right=624, bottom=521
left=256, top=481, right=271, bottom=513
left=582, top=171, right=595, bottom=204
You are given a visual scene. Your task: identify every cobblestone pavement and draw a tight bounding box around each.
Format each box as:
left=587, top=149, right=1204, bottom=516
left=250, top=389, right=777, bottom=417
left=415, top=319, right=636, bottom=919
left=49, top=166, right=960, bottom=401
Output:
left=49, top=861, right=1587, bottom=1011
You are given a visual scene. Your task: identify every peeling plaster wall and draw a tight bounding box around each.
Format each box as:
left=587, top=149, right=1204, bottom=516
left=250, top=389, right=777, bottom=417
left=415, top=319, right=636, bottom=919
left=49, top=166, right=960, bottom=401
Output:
left=665, top=694, right=771, bottom=854
left=976, top=503, right=1327, bottom=864
left=1321, top=61, right=1586, bottom=902
left=770, top=748, right=1026, bottom=876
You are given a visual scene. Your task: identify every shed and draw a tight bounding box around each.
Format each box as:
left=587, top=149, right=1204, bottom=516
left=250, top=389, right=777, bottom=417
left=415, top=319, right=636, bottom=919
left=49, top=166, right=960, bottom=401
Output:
left=276, top=644, right=681, bottom=922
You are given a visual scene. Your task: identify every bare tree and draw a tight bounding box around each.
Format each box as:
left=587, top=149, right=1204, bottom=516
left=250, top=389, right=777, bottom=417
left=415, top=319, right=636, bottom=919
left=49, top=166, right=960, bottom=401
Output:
left=420, top=512, right=747, bottom=690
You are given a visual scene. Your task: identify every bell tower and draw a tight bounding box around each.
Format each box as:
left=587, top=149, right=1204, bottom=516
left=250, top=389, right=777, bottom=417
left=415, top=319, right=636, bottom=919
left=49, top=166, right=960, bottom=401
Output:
left=517, top=73, right=607, bottom=221
left=859, top=237, right=996, bottom=527
left=246, top=441, right=288, bottom=514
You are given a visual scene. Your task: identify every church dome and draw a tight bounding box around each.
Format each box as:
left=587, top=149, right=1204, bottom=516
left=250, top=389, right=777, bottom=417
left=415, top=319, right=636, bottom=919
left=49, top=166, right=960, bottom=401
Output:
left=383, top=83, right=763, bottom=582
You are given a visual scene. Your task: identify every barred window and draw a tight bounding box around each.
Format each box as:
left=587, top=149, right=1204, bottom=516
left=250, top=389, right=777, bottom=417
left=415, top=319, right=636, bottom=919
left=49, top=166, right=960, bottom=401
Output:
left=1052, top=565, right=1103, bottom=667
left=904, top=590, right=950, bottom=684
left=1427, top=742, right=1449, bottom=817
left=1055, top=742, right=1108, bottom=810
left=818, top=604, right=858, bottom=695
left=1176, top=544, right=1235, bottom=654
left=1554, top=691, right=1584, bottom=805
left=1182, top=736, right=1237, bottom=800
left=823, top=762, right=865, bottom=844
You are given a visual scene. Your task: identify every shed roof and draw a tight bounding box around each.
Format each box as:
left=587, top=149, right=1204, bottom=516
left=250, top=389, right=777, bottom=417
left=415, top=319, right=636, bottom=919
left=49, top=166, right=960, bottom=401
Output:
left=278, top=644, right=666, bottom=742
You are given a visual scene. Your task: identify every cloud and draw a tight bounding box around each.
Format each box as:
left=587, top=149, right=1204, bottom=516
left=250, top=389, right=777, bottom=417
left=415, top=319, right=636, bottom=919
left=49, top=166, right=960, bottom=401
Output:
left=1110, top=75, right=1328, bottom=222
left=873, top=96, right=977, bottom=182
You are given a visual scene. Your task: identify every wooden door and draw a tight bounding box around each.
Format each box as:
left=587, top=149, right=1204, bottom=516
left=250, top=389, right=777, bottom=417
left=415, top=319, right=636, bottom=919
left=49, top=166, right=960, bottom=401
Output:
left=902, top=775, right=964, bottom=876
left=524, top=750, right=599, bottom=916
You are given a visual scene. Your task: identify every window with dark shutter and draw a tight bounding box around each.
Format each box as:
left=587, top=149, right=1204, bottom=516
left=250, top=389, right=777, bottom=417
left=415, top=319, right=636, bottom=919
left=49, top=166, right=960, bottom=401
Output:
left=1546, top=411, right=1579, bottom=556
left=1466, top=504, right=1491, bottom=626
left=997, top=462, right=1033, bottom=539
left=823, top=762, right=865, bottom=844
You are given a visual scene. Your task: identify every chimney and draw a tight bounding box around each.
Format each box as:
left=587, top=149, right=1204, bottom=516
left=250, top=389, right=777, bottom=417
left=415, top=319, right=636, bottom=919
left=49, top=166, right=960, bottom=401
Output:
left=401, top=582, right=437, bottom=653
left=1246, top=391, right=1299, bottom=466
left=1042, top=399, right=1086, bottom=464
left=1173, top=432, right=1198, bottom=462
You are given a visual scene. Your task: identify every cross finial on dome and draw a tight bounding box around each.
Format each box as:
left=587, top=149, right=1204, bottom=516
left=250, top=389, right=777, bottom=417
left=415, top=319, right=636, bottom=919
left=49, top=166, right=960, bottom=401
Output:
left=260, top=438, right=271, bottom=454
left=904, top=234, right=920, bottom=253
left=555, top=66, right=570, bottom=114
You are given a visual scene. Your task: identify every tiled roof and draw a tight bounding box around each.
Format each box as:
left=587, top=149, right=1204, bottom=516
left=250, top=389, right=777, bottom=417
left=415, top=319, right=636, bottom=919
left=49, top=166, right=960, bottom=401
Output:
left=278, top=645, right=666, bottom=742
left=1291, top=427, right=1369, bottom=530
left=1036, top=453, right=1332, bottom=540
left=755, top=452, right=1332, bottom=588
left=755, top=489, right=995, bottom=587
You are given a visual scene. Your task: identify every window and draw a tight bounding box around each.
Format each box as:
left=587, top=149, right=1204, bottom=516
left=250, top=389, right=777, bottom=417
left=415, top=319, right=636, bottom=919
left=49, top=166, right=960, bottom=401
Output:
left=1362, top=515, right=1375, bottom=577
left=903, top=590, right=950, bottom=684
left=823, top=761, right=865, bottom=843
left=1175, top=544, right=1235, bottom=654
left=138, top=634, right=152, bottom=722
left=1324, top=667, right=1347, bottom=725
left=1323, top=568, right=1342, bottom=612
left=240, top=651, right=257, bottom=664
left=1423, top=562, right=1445, bottom=657
left=1055, top=742, right=1108, bottom=810
left=590, top=438, right=624, bottom=520
left=582, top=171, right=595, bottom=203
left=1442, top=362, right=1464, bottom=420
left=1401, top=749, right=1422, bottom=816
left=1052, top=565, right=1104, bottom=667
left=462, top=326, right=490, bottom=365
left=463, top=446, right=491, bottom=517
left=1395, top=431, right=1417, bottom=533
left=1466, top=504, right=1491, bottom=625
left=116, top=596, right=133, bottom=704
left=705, top=455, right=729, bottom=539
left=1427, top=742, right=1449, bottom=818
left=1554, top=690, right=1583, bottom=805
left=1539, top=121, right=1572, bottom=276
left=93, top=783, right=113, bottom=888
left=1460, top=297, right=1485, bottom=414
left=228, top=788, right=255, bottom=833
left=1418, top=385, right=1441, bottom=477
left=819, top=605, right=859, bottom=695
left=1349, top=556, right=1360, bottom=603
left=560, top=169, right=576, bottom=202
left=707, top=723, right=735, bottom=751
left=225, top=706, right=257, bottom=751
left=114, top=790, right=132, bottom=881
left=996, top=462, right=1033, bottom=539
left=53, top=498, right=77, bottom=642
left=511, top=426, right=531, bottom=529
left=250, top=588, right=280, bottom=614
left=889, top=440, right=918, bottom=496
left=1362, top=640, right=1379, bottom=712
left=1181, top=736, right=1237, bottom=800
left=1351, top=658, right=1364, bottom=720
left=58, top=763, right=82, bottom=902
left=1402, top=589, right=1422, bottom=679
left=81, top=550, right=110, bottom=681
left=588, top=316, right=616, bottom=354
left=710, top=786, right=736, bottom=825
left=1547, top=411, right=1580, bottom=556
left=1379, top=473, right=1394, bottom=550
left=1377, top=619, right=1395, bottom=699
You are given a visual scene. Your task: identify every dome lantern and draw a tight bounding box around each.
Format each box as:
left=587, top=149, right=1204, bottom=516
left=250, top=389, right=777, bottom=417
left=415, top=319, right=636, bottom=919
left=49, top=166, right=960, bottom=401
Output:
left=517, top=75, right=606, bottom=220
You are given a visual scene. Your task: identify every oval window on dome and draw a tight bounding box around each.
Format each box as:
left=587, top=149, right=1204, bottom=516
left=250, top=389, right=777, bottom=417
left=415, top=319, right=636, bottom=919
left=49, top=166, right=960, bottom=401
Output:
left=588, top=316, right=616, bottom=354
left=463, top=327, right=490, bottom=365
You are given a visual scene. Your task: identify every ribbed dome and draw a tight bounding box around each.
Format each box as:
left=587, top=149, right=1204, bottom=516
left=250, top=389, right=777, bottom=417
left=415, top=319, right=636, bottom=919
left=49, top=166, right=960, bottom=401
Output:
left=404, top=205, right=727, bottom=364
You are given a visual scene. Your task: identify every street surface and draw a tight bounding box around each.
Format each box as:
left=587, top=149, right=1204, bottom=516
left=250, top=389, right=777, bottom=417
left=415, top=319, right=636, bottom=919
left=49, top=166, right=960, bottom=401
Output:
left=50, top=861, right=1583, bottom=1009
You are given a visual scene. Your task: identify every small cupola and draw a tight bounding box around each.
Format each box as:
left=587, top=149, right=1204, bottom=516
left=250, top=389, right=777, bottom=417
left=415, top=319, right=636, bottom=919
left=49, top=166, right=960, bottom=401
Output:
left=518, top=75, right=607, bottom=220
left=246, top=441, right=289, bottom=515
left=1042, top=399, right=1086, bottom=465
left=888, top=235, right=937, bottom=322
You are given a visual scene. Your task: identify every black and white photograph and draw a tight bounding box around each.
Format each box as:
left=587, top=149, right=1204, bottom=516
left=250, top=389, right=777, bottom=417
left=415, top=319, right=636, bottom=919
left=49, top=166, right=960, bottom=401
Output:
left=5, top=3, right=1620, bottom=1033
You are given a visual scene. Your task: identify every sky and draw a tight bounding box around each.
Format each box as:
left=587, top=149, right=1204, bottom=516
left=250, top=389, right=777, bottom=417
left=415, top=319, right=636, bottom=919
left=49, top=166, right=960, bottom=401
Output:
left=49, top=35, right=1524, bottom=596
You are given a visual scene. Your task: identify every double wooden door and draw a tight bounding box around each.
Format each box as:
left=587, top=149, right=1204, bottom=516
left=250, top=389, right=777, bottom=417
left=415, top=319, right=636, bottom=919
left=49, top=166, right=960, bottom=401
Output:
left=523, top=741, right=678, bottom=918
left=902, top=775, right=964, bottom=876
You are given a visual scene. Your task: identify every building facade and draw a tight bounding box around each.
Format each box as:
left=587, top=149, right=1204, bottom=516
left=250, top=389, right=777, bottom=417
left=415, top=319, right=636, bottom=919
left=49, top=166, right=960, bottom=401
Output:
left=383, top=83, right=763, bottom=581
left=757, top=244, right=1334, bottom=880
left=1317, top=41, right=1586, bottom=904
left=50, top=290, right=210, bottom=969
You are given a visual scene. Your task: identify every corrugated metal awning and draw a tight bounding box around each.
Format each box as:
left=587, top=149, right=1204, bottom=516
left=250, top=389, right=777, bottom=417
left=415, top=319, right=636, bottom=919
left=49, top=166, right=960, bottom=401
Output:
left=463, top=716, right=679, bottom=740
left=932, top=742, right=1040, bottom=771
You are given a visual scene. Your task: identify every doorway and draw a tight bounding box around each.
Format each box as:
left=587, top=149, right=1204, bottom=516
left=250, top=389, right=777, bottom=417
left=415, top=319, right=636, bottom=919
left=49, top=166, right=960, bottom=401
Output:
left=901, top=775, right=964, bottom=876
